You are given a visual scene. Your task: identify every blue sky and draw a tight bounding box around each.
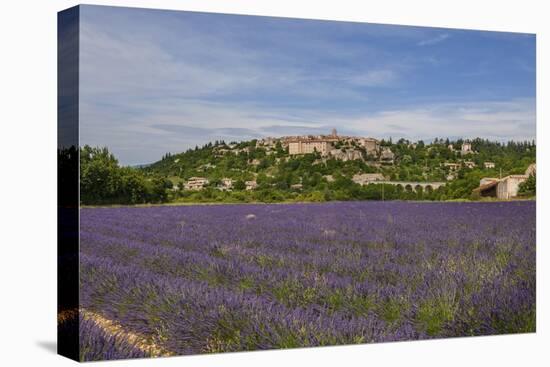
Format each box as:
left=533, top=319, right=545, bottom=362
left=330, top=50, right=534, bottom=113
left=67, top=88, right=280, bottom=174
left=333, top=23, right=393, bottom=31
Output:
left=79, top=5, right=536, bottom=165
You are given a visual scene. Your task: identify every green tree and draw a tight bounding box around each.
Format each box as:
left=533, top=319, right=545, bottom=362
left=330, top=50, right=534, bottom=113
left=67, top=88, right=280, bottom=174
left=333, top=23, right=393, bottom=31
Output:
left=80, top=146, right=168, bottom=205
left=233, top=180, right=246, bottom=190
left=518, top=174, right=536, bottom=196
left=80, top=146, right=121, bottom=204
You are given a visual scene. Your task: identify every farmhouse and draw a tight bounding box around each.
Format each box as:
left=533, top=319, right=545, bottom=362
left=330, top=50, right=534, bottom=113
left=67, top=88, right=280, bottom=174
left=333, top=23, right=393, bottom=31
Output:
left=184, top=177, right=209, bottom=190
left=245, top=180, right=258, bottom=190
left=473, top=164, right=535, bottom=199
left=496, top=175, right=530, bottom=199
left=480, top=177, right=499, bottom=186
left=217, top=178, right=233, bottom=191
left=443, top=162, right=460, bottom=171
left=463, top=161, right=476, bottom=169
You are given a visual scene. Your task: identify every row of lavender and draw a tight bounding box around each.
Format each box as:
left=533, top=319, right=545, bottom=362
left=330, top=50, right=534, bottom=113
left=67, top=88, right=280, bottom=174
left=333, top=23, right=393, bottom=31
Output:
left=79, top=201, right=536, bottom=360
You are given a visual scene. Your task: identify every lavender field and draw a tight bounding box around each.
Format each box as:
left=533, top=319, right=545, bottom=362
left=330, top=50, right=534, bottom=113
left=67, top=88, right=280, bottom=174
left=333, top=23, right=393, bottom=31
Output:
left=78, top=201, right=535, bottom=361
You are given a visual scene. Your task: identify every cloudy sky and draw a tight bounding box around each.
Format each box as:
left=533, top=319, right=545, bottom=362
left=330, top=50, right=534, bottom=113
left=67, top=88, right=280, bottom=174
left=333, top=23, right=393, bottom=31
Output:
left=78, top=5, right=536, bottom=165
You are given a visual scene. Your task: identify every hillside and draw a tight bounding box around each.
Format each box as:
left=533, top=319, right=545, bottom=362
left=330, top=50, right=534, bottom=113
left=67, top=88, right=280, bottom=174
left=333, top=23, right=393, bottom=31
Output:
left=142, top=135, right=536, bottom=203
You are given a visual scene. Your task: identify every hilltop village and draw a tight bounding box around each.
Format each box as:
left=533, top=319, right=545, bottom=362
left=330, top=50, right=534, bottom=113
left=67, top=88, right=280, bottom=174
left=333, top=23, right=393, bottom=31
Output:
left=139, top=130, right=535, bottom=204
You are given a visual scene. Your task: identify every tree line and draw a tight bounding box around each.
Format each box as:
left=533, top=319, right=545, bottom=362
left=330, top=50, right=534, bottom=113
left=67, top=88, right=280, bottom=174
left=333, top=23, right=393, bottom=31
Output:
left=80, top=146, right=169, bottom=205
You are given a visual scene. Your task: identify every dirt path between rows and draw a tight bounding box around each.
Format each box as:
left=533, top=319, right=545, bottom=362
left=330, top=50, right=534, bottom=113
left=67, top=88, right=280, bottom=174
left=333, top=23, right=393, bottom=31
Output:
left=80, top=308, right=175, bottom=358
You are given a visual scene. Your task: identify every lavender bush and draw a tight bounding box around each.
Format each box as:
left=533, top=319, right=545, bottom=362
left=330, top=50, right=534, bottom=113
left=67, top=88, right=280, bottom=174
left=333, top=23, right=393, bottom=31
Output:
left=79, top=201, right=535, bottom=360
left=79, top=315, right=149, bottom=361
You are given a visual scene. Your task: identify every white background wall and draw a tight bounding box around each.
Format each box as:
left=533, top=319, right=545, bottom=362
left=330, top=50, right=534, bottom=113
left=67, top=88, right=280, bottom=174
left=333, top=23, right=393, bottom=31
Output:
left=0, top=1, right=547, bottom=366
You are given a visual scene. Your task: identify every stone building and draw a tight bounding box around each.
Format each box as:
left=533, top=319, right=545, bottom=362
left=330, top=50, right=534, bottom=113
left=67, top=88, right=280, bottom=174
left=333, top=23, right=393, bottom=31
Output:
left=473, top=164, right=535, bottom=199
left=461, top=142, right=472, bottom=154
left=480, top=177, right=499, bottom=186
left=484, top=162, right=495, bottom=169
left=525, top=163, right=536, bottom=176
left=256, top=138, right=276, bottom=148
left=352, top=173, right=386, bottom=185
left=245, top=180, right=258, bottom=190
left=380, top=148, right=395, bottom=164
left=288, top=140, right=332, bottom=156
left=329, top=148, right=363, bottom=161
left=496, top=175, right=529, bottom=199
left=463, top=161, right=476, bottom=169
left=217, top=178, right=233, bottom=191
left=358, top=138, right=380, bottom=155
left=184, top=177, right=209, bottom=190
left=443, top=162, right=460, bottom=171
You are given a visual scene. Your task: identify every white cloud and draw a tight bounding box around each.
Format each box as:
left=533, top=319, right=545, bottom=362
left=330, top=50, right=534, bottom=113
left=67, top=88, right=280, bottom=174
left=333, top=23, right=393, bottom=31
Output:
left=417, top=33, right=450, bottom=46
left=338, top=98, right=535, bottom=142
left=78, top=8, right=407, bottom=107
left=80, top=95, right=535, bottom=164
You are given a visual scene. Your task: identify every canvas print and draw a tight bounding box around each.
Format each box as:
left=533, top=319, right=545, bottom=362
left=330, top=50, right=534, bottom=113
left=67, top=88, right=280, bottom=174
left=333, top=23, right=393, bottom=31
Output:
left=58, top=5, right=536, bottom=362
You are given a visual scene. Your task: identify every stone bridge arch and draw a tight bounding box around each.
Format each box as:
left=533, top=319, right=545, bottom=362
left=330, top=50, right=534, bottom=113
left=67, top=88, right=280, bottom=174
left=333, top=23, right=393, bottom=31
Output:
left=371, top=181, right=446, bottom=192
